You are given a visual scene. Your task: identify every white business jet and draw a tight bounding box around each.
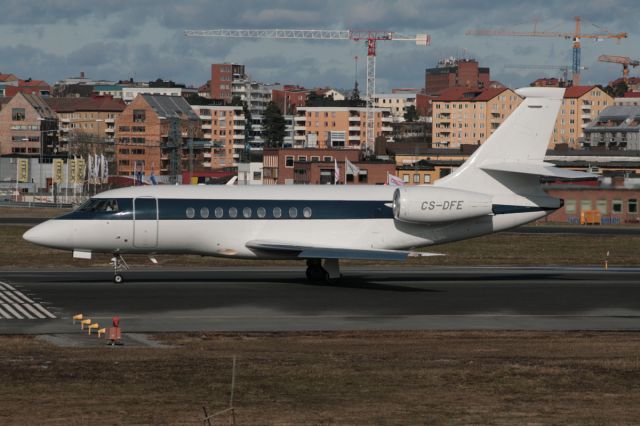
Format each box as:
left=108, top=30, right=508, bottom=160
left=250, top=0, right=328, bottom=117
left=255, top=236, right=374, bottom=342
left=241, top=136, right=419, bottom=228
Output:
left=23, top=87, right=592, bottom=283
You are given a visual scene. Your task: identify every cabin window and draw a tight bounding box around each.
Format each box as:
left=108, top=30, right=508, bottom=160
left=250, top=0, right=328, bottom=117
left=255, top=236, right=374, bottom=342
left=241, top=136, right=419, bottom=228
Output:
left=78, top=199, right=119, bottom=212
left=200, top=207, right=209, bottom=219
left=214, top=207, right=223, bottom=218
left=228, top=207, right=238, bottom=218
left=303, top=207, right=312, bottom=218
left=243, top=207, right=252, bottom=218
left=289, top=207, right=298, bottom=218
left=273, top=207, right=282, bottom=218
left=257, top=207, right=266, bottom=218
left=186, top=207, right=195, bottom=219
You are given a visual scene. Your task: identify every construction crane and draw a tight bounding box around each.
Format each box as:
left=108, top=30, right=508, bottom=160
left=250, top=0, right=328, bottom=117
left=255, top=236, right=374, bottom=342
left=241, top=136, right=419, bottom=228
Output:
left=184, top=29, right=431, bottom=155
left=504, top=64, right=588, bottom=84
left=467, top=16, right=627, bottom=85
left=598, top=55, right=640, bottom=84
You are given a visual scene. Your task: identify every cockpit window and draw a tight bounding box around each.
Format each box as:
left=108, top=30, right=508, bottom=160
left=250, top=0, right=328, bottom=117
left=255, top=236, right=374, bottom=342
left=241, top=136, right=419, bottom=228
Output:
left=77, top=199, right=119, bottom=212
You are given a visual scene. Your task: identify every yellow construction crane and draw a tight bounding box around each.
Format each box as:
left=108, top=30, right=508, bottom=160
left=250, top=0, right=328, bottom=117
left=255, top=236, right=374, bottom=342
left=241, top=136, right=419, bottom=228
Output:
left=598, top=55, right=640, bottom=84
left=184, top=29, right=430, bottom=154
left=467, top=16, right=627, bottom=85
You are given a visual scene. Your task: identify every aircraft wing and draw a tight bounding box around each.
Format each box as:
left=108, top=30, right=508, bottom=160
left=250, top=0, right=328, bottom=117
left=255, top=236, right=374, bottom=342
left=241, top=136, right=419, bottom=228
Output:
left=246, top=240, right=443, bottom=261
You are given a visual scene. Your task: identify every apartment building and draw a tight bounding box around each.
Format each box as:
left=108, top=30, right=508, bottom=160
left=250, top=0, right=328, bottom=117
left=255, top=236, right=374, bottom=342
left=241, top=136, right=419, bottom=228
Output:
left=0, top=92, right=57, bottom=157
left=551, top=86, right=613, bottom=149
left=583, top=106, right=640, bottom=150
left=193, top=104, right=245, bottom=169
left=210, top=63, right=247, bottom=103
left=114, top=94, right=201, bottom=177
left=293, top=106, right=392, bottom=149
left=431, top=87, right=522, bottom=148
left=45, top=96, right=125, bottom=154
left=272, top=85, right=309, bottom=115
left=425, top=58, right=490, bottom=94
left=373, top=93, right=417, bottom=122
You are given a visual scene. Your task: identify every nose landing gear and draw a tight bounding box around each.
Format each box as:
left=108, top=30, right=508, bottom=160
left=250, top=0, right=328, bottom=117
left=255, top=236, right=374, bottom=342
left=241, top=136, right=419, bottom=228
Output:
left=111, top=254, right=129, bottom=283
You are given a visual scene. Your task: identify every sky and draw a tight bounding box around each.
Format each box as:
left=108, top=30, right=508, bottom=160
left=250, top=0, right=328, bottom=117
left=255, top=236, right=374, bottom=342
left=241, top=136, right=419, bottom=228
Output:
left=1, top=0, right=638, bottom=92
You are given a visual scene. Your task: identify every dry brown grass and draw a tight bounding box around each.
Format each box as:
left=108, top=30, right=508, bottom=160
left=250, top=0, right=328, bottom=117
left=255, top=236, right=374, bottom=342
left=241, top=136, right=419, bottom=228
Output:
left=1, top=332, right=640, bottom=425
left=2, top=224, right=639, bottom=269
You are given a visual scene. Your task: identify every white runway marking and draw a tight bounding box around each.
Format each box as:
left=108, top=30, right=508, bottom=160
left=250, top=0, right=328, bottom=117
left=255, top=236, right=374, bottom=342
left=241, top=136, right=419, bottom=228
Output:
left=0, top=281, right=57, bottom=320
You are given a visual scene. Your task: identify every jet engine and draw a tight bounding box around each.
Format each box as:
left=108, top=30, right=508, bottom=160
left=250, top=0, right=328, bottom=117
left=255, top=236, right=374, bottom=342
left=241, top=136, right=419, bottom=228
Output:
left=392, top=187, right=493, bottom=224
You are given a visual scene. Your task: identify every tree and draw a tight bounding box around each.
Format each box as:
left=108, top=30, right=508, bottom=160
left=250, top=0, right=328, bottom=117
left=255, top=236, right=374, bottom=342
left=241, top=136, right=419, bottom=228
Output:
left=262, top=102, right=286, bottom=148
left=403, top=105, right=419, bottom=122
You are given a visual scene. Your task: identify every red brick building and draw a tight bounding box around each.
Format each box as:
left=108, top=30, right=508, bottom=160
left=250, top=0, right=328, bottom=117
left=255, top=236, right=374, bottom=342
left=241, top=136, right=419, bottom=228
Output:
left=425, top=58, right=490, bottom=94
left=114, top=94, right=201, bottom=178
left=272, top=85, right=309, bottom=115
left=263, top=148, right=361, bottom=184
left=293, top=160, right=395, bottom=185
left=210, top=63, right=246, bottom=103
left=543, top=178, right=640, bottom=224
left=0, top=92, right=57, bottom=157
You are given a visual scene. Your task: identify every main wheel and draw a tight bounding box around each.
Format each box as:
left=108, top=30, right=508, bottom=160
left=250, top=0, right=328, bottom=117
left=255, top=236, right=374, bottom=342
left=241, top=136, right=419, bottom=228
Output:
left=114, top=274, right=124, bottom=284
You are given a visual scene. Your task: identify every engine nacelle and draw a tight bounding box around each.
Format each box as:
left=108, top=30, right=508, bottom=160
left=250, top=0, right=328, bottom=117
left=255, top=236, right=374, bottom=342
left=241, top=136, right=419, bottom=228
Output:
left=392, top=186, right=493, bottom=223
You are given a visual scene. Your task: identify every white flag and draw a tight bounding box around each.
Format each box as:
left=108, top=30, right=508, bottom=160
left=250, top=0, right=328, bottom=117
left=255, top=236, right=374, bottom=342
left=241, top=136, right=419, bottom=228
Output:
left=387, top=172, right=406, bottom=186
left=345, top=158, right=360, bottom=175
left=334, top=158, right=340, bottom=184
left=93, top=154, right=100, bottom=183
left=86, top=155, right=92, bottom=182
left=101, top=154, right=108, bottom=183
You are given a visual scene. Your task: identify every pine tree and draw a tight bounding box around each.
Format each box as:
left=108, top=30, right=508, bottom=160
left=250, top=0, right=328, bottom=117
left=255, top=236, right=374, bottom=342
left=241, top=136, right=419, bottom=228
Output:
left=262, top=102, right=286, bottom=148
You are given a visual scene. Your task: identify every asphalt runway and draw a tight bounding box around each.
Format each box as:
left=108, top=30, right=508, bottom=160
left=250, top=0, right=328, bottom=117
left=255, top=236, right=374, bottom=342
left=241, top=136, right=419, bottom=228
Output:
left=1, top=266, right=640, bottom=334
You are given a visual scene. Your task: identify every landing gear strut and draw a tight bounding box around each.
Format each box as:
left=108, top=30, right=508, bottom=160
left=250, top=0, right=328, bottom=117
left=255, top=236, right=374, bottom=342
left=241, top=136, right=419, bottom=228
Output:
left=305, top=259, right=341, bottom=283
left=111, top=254, right=129, bottom=283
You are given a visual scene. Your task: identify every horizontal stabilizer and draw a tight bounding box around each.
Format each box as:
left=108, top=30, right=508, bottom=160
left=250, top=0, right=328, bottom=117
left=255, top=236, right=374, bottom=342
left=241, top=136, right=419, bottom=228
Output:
left=481, top=162, right=597, bottom=180
left=246, top=240, right=442, bottom=261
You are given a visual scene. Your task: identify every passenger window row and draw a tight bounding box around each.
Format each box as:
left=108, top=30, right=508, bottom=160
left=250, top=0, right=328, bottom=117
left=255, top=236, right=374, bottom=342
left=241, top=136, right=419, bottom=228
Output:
left=185, top=206, right=312, bottom=219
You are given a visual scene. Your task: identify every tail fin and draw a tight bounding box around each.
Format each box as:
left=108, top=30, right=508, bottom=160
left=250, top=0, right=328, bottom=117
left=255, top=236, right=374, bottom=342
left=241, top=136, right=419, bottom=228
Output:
left=436, top=87, right=593, bottom=203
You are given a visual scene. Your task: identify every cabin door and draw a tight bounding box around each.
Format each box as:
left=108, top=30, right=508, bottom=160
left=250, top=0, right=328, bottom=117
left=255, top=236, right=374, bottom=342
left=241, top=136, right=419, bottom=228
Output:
left=133, top=197, right=158, bottom=248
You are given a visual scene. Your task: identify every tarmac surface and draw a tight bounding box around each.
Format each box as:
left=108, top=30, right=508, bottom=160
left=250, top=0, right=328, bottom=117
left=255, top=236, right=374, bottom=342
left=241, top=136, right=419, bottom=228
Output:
left=1, top=266, right=639, bottom=334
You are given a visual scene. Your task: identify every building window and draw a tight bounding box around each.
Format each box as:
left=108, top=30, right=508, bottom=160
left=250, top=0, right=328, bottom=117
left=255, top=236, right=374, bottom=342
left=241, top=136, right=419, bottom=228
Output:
left=402, top=174, right=410, bottom=183
left=133, top=109, right=146, bottom=122
left=629, top=199, right=638, bottom=214
left=580, top=200, right=593, bottom=212
left=565, top=199, right=576, bottom=214
left=612, top=199, right=623, bottom=214
left=285, top=156, right=294, bottom=167
left=253, top=171, right=261, bottom=180
left=359, top=170, right=368, bottom=183
left=413, top=174, right=420, bottom=183
left=323, top=156, right=332, bottom=162
left=11, top=108, right=26, bottom=121
left=596, top=199, right=607, bottom=215
left=424, top=175, right=431, bottom=184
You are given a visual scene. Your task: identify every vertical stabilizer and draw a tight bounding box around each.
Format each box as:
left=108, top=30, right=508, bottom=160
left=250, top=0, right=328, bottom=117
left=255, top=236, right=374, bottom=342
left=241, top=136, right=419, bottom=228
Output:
left=435, top=87, right=565, bottom=203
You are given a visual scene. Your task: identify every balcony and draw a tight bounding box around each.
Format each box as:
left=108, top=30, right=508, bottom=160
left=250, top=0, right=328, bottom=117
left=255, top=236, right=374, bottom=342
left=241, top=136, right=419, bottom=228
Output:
left=381, top=126, right=392, bottom=132
left=233, top=134, right=245, bottom=139
left=581, top=113, right=591, bottom=119
left=349, top=126, right=360, bottom=131
left=105, top=128, right=115, bottom=133
left=105, top=118, right=115, bottom=123
left=233, top=125, right=244, bottom=130
left=348, top=134, right=361, bottom=140
left=294, top=135, right=305, bottom=140
left=204, top=152, right=211, bottom=158
left=202, top=124, right=212, bottom=130
left=294, top=125, right=306, bottom=131
left=233, top=143, right=244, bottom=149
left=202, top=162, right=212, bottom=168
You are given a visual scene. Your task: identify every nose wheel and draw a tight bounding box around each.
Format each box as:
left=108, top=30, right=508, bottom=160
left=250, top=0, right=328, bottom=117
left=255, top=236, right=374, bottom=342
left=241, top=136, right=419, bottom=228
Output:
left=111, top=254, right=129, bottom=283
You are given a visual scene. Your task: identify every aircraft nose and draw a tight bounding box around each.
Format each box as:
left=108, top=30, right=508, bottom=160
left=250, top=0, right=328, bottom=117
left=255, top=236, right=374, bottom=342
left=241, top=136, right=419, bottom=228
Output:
left=23, top=220, right=73, bottom=249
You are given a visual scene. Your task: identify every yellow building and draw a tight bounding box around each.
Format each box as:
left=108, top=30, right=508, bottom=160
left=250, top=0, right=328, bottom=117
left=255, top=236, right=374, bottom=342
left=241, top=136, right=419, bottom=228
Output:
left=193, top=105, right=245, bottom=169
left=432, top=88, right=522, bottom=148
left=551, top=86, right=613, bottom=149
left=293, top=106, right=392, bottom=149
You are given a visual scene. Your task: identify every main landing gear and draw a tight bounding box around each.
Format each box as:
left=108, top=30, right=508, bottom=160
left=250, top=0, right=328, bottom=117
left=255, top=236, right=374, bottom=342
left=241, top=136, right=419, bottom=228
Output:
left=111, top=254, right=129, bottom=283
left=306, top=259, right=341, bottom=284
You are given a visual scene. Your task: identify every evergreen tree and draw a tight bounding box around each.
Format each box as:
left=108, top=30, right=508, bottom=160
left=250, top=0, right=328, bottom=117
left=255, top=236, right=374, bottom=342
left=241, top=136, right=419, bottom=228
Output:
left=403, top=105, right=419, bottom=122
left=262, top=102, right=286, bottom=148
